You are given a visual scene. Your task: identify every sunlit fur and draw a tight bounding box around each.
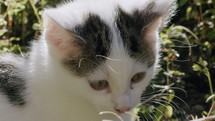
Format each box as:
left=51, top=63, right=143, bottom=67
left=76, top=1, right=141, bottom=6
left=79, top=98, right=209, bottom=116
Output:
left=0, top=0, right=176, bottom=121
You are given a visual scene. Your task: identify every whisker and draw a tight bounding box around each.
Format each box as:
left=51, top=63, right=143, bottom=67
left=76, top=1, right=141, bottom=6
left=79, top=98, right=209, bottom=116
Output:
left=125, top=112, right=140, bottom=121
left=169, top=45, right=197, bottom=48
left=170, top=25, right=199, bottom=56
left=78, top=58, right=85, bottom=68
left=78, top=58, right=99, bottom=68
left=146, top=112, right=154, bottom=121
left=171, top=39, right=195, bottom=45
left=99, top=111, right=124, bottom=121
left=153, top=106, right=167, bottom=119
left=108, top=65, right=119, bottom=73
left=141, top=104, right=159, bottom=121
left=154, top=99, right=182, bottom=115
left=170, top=87, right=188, bottom=97
left=96, top=55, right=121, bottom=61
left=148, top=84, right=156, bottom=91
left=158, top=67, right=175, bottom=78
left=148, top=109, right=158, bottom=121
left=152, top=84, right=174, bottom=90
left=159, top=93, right=191, bottom=110
left=139, top=106, right=150, bottom=121
left=140, top=93, right=165, bottom=105
left=168, top=59, right=191, bottom=62
left=151, top=100, right=178, bottom=119
left=167, top=100, right=186, bottom=120
left=137, top=113, right=145, bottom=121
left=141, top=89, right=163, bottom=98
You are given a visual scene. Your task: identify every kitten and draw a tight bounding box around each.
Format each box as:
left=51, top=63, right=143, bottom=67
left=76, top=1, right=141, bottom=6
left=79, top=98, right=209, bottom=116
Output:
left=0, top=0, right=176, bottom=121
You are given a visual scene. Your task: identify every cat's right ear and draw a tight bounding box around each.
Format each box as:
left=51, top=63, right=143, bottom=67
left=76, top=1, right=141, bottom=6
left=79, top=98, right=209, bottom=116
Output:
left=43, top=13, right=84, bottom=58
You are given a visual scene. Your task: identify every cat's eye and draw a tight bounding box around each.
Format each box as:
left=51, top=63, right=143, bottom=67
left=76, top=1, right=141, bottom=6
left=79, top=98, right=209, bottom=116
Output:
left=131, top=72, right=146, bottom=84
left=89, top=80, right=109, bottom=91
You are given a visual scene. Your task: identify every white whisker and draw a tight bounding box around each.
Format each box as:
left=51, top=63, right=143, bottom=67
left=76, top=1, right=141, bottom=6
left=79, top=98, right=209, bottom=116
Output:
left=125, top=112, right=140, bottom=121
left=100, top=111, right=124, bottom=121
left=153, top=107, right=167, bottom=119
left=96, top=55, right=121, bottom=61
left=154, top=99, right=186, bottom=119
left=78, top=58, right=85, bottom=68
left=78, top=58, right=99, bottom=68
left=151, top=100, right=178, bottom=119
left=142, top=89, right=163, bottom=97
left=160, top=93, right=191, bottom=110
left=170, top=87, right=188, bottom=97
left=169, top=59, right=191, bottom=62
left=108, top=65, right=119, bottom=73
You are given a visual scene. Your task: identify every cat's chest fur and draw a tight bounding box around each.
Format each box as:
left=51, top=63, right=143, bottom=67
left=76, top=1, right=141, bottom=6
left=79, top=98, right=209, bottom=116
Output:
left=0, top=0, right=176, bottom=121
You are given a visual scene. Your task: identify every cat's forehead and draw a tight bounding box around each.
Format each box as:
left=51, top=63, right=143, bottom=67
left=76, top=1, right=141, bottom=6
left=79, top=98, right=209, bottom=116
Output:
left=45, top=0, right=152, bottom=29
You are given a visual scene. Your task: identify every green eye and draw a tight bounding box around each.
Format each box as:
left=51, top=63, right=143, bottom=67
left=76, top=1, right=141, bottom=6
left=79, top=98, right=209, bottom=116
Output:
left=131, top=72, right=146, bottom=84
left=89, top=80, right=109, bottom=90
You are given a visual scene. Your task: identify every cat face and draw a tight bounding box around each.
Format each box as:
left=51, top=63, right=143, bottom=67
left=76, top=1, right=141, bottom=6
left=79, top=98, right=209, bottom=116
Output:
left=43, top=0, right=176, bottom=113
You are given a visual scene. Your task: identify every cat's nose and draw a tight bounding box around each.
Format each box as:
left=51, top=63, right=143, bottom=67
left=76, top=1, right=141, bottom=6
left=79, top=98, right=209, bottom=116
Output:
left=114, top=107, right=131, bottom=113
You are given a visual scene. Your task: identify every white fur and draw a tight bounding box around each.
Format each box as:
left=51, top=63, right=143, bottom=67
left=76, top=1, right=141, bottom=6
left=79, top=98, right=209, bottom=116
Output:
left=45, top=0, right=175, bottom=30
left=0, top=0, right=175, bottom=121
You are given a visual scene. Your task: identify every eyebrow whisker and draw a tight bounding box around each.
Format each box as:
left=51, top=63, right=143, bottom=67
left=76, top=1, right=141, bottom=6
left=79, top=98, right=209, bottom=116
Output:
left=96, top=55, right=121, bottom=61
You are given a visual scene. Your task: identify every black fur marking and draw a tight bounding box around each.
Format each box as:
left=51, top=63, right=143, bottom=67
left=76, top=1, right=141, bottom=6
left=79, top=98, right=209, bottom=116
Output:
left=116, top=2, right=160, bottom=67
left=64, top=14, right=111, bottom=76
left=0, top=62, right=26, bottom=106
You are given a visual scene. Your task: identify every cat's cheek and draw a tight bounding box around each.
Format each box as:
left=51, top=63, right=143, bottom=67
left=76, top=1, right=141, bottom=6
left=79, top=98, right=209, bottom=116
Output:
left=88, top=93, right=114, bottom=112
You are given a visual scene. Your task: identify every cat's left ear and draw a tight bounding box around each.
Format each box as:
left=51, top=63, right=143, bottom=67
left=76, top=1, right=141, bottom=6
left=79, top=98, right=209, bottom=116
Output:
left=142, top=0, right=177, bottom=33
left=42, top=12, right=85, bottom=58
left=138, top=0, right=177, bottom=40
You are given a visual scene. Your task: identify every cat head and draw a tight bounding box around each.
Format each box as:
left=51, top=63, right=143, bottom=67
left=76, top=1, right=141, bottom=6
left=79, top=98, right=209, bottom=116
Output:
left=43, top=0, right=176, bottom=113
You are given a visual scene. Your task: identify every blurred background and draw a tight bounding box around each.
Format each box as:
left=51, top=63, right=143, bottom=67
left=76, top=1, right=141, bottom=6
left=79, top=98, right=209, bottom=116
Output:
left=0, top=0, right=214, bottom=120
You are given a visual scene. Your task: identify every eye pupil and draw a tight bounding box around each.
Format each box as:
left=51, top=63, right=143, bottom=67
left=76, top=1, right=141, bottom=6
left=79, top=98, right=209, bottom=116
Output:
left=89, top=80, right=109, bottom=90
left=131, top=72, right=146, bottom=83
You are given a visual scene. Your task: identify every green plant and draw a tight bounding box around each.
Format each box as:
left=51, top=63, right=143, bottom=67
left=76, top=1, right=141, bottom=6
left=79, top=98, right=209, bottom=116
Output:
left=193, top=58, right=214, bottom=103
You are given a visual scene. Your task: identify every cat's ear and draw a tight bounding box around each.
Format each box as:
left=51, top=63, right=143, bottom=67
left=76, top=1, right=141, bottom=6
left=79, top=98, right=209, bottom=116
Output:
left=43, top=13, right=84, bottom=58
left=142, top=0, right=177, bottom=38
left=143, top=0, right=177, bottom=28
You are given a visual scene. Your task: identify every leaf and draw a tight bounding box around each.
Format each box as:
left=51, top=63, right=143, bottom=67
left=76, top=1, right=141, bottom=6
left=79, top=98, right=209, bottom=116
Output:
left=192, top=64, right=202, bottom=72
left=198, top=58, right=208, bottom=67
left=0, top=29, right=7, bottom=36
left=170, top=70, right=185, bottom=76
left=196, top=2, right=201, bottom=6
left=0, top=18, right=7, bottom=26
left=186, top=7, right=192, bottom=20
left=32, top=23, right=42, bottom=30
left=165, top=105, right=173, bottom=118
left=206, top=94, right=215, bottom=103
left=204, top=41, right=209, bottom=46
left=9, top=37, right=20, bottom=41
left=155, top=105, right=165, bottom=121
left=178, top=0, right=188, bottom=6
left=167, top=90, right=175, bottom=103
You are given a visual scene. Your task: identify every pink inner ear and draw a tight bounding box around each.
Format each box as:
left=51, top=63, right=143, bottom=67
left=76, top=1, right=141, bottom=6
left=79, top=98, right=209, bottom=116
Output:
left=54, top=40, right=62, bottom=47
left=44, top=14, right=66, bottom=46
left=46, top=29, right=63, bottom=48
left=44, top=14, right=83, bottom=58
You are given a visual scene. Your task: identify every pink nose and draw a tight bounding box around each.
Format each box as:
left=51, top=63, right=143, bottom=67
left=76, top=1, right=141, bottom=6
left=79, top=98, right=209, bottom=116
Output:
left=114, top=107, right=131, bottom=113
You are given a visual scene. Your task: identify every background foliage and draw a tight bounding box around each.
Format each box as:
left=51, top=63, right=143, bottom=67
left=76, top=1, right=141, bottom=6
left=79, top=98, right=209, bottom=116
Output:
left=0, top=0, right=214, bottom=120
